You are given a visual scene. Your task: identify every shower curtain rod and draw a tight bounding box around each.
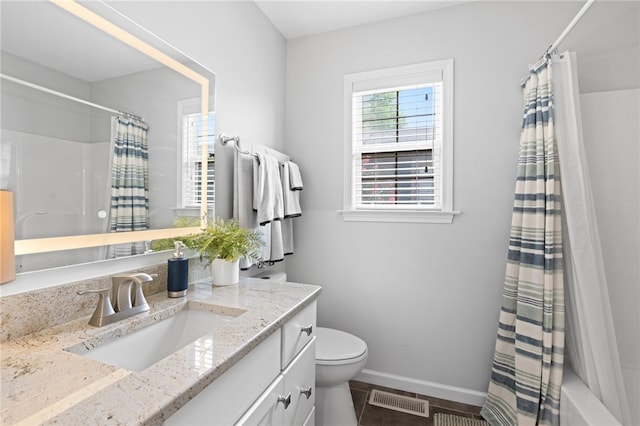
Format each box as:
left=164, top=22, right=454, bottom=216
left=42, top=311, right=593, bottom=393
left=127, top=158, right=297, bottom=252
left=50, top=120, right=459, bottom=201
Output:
left=546, top=0, right=595, bottom=56
left=0, top=73, right=142, bottom=120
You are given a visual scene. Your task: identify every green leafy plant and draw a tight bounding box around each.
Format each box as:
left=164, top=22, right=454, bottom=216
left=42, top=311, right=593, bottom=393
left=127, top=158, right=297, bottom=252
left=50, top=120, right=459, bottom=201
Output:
left=152, top=217, right=263, bottom=265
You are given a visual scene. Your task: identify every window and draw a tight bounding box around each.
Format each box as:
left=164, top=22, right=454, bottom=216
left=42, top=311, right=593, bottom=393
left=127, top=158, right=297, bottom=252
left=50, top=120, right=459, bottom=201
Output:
left=178, top=97, right=215, bottom=213
left=342, top=59, right=456, bottom=223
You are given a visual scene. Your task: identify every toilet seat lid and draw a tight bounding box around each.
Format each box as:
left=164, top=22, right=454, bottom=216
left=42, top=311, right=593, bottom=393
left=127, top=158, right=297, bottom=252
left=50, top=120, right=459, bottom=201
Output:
left=316, top=327, right=367, bottom=362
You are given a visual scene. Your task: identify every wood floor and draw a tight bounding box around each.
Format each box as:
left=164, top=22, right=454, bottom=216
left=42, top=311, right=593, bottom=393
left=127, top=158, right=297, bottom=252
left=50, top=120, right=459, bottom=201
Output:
left=349, top=381, right=485, bottom=426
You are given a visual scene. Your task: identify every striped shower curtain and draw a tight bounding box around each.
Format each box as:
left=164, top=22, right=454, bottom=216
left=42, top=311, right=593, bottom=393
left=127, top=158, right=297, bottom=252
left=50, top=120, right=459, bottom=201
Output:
left=481, top=59, right=565, bottom=426
left=107, top=114, right=149, bottom=258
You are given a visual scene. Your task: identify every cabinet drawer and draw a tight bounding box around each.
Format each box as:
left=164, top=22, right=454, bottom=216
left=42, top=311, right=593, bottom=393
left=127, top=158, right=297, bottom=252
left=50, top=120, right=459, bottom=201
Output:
left=283, top=337, right=316, bottom=426
left=235, top=375, right=285, bottom=426
left=166, top=330, right=281, bottom=425
left=281, top=301, right=316, bottom=368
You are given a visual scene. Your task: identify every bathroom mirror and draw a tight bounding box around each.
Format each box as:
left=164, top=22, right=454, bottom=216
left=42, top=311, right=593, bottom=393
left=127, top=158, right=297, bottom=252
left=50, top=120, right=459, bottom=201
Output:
left=0, top=0, right=215, bottom=273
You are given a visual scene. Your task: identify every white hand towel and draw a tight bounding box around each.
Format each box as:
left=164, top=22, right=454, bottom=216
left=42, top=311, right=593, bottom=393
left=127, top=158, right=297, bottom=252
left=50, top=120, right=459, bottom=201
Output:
left=253, top=153, right=284, bottom=226
left=288, top=161, right=303, bottom=190
left=281, top=162, right=302, bottom=219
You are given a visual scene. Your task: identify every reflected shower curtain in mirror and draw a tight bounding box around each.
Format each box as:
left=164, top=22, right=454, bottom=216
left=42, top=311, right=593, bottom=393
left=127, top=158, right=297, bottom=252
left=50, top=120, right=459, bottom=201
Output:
left=107, top=114, right=150, bottom=258
left=481, top=59, right=565, bottom=426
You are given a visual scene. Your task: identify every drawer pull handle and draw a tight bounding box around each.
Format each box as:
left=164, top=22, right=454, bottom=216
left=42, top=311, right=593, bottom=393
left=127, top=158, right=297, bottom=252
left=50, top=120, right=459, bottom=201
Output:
left=300, top=386, right=312, bottom=399
left=278, top=393, right=292, bottom=409
left=301, top=325, right=313, bottom=336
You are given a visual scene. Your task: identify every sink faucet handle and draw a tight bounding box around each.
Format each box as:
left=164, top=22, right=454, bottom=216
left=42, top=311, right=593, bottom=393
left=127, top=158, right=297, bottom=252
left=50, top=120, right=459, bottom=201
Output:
left=77, top=288, right=116, bottom=327
left=128, top=273, right=154, bottom=308
left=111, top=275, right=134, bottom=312
left=132, top=281, right=149, bottom=308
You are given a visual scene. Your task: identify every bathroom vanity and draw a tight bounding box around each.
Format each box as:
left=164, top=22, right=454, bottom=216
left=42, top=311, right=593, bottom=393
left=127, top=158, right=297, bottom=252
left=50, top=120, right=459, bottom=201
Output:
left=167, top=298, right=317, bottom=425
left=0, top=276, right=320, bottom=425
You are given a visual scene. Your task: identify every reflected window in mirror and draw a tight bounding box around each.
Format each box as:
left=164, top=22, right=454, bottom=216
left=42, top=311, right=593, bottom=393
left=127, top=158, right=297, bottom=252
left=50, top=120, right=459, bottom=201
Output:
left=179, top=97, right=215, bottom=216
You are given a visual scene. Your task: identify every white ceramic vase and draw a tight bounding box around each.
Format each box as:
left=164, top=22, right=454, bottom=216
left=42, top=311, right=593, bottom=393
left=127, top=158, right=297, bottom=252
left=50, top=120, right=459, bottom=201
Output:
left=211, top=258, right=240, bottom=286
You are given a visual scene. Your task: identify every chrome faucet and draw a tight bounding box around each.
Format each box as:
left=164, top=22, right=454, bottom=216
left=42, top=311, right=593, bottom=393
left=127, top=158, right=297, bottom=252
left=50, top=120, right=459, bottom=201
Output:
left=78, top=273, right=156, bottom=327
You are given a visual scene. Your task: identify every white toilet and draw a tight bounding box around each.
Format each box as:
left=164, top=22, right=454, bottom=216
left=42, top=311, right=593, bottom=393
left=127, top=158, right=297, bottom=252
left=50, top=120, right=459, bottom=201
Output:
left=315, top=327, right=368, bottom=426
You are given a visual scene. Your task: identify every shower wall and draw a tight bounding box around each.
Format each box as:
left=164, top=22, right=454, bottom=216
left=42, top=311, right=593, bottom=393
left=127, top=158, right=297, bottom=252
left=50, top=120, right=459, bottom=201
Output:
left=580, top=88, right=640, bottom=425
left=2, top=129, right=110, bottom=272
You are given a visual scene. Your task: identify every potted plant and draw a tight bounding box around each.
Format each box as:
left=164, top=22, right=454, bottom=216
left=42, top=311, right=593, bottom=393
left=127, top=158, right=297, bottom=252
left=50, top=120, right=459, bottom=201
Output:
left=154, top=217, right=263, bottom=286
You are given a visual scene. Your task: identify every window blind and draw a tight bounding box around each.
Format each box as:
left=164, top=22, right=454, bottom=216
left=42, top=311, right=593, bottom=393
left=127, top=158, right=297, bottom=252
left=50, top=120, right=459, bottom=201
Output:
left=352, top=81, right=443, bottom=209
left=182, top=112, right=215, bottom=208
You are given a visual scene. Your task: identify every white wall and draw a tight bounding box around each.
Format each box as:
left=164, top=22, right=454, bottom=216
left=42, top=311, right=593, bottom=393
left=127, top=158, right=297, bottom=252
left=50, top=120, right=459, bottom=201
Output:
left=284, top=0, right=639, bottom=401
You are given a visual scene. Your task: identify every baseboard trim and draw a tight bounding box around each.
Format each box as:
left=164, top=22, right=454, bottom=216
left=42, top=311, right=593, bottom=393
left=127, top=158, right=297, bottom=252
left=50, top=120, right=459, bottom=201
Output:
left=355, top=368, right=487, bottom=407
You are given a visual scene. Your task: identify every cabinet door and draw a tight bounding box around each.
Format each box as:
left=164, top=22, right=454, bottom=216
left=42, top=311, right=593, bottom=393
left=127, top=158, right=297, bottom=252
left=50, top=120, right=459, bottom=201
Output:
left=236, top=375, right=285, bottom=426
left=166, top=331, right=281, bottom=425
left=283, top=338, right=316, bottom=426
left=303, top=407, right=315, bottom=426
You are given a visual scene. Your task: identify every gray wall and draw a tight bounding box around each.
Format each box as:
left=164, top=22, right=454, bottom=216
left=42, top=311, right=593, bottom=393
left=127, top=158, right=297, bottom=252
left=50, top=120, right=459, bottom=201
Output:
left=283, top=0, right=639, bottom=399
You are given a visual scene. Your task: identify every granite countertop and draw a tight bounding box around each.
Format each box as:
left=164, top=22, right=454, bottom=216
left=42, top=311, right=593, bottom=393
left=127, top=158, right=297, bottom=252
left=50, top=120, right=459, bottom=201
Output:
left=1, top=277, right=321, bottom=425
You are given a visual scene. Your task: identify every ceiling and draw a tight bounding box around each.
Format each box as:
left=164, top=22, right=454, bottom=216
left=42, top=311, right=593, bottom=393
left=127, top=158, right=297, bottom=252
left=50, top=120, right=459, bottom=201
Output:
left=254, top=0, right=469, bottom=39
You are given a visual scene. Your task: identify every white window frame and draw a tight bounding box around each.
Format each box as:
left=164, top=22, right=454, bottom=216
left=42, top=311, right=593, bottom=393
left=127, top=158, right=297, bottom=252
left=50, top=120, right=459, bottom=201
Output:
left=341, top=59, right=458, bottom=224
left=175, top=97, right=215, bottom=218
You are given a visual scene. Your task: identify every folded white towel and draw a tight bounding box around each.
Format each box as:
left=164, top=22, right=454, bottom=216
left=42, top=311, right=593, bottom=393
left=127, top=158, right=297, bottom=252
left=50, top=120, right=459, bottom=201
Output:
left=234, top=152, right=258, bottom=229
left=282, top=218, right=294, bottom=256
left=269, top=220, right=284, bottom=262
left=287, top=161, right=303, bottom=190
left=280, top=163, right=299, bottom=257
left=259, top=224, right=271, bottom=265
left=253, top=153, right=284, bottom=225
left=234, top=151, right=260, bottom=270
left=281, top=162, right=302, bottom=219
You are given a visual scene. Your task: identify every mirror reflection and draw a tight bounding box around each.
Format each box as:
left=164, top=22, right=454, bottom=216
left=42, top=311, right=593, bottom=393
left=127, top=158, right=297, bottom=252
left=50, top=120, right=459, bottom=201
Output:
left=0, top=1, right=215, bottom=273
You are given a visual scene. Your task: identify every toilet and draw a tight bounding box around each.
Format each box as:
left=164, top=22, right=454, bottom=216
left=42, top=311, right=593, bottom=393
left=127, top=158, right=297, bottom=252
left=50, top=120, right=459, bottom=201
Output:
left=315, top=327, right=368, bottom=426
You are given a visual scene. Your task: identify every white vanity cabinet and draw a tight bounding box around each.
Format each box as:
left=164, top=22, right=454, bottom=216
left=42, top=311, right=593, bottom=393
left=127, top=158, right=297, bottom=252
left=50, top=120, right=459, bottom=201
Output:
left=166, top=301, right=317, bottom=426
left=237, top=339, right=316, bottom=426
left=237, top=300, right=317, bottom=426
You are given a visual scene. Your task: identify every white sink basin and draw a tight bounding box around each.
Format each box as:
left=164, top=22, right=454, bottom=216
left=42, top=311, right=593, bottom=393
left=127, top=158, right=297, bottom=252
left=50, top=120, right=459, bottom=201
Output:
left=76, top=309, right=237, bottom=372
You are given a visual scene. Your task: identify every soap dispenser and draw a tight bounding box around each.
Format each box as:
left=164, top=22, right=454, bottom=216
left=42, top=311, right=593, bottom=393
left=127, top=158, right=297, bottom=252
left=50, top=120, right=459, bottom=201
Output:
left=167, top=241, right=188, bottom=298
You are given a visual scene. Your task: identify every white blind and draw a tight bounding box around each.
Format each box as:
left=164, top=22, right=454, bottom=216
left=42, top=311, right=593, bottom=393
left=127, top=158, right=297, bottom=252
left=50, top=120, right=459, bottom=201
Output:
left=352, top=81, right=443, bottom=209
left=182, top=112, right=215, bottom=208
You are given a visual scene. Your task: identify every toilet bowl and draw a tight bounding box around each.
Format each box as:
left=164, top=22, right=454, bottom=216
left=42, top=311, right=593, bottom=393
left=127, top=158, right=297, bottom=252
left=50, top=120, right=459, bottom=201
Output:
left=315, top=327, right=368, bottom=426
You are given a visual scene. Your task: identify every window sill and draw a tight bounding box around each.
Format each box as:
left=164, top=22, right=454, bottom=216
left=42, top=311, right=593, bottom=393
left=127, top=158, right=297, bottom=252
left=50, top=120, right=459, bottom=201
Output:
left=338, top=209, right=461, bottom=224
left=171, top=207, right=210, bottom=218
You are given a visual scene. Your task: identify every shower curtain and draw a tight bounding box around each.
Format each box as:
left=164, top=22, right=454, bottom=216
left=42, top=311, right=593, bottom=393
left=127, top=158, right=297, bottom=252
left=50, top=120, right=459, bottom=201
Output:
left=552, top=51, right=631, bottom=426
left=481, top=58, right=565, bottom=426
left=107, top=113, right=150, bottom=258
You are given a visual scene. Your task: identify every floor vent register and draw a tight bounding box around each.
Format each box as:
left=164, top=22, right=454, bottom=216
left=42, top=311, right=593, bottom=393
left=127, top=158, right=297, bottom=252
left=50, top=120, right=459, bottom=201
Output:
left=368, top=389, right=429, bottom=418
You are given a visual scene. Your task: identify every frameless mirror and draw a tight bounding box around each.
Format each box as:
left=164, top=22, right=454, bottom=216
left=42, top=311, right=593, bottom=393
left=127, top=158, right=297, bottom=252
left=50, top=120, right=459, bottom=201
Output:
left=0, top=0, right=215, bottom=273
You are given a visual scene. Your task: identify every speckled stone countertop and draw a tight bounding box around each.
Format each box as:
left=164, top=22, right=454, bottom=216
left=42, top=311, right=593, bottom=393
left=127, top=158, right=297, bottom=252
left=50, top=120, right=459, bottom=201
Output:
left=1, top=277, right=321, bottom=425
